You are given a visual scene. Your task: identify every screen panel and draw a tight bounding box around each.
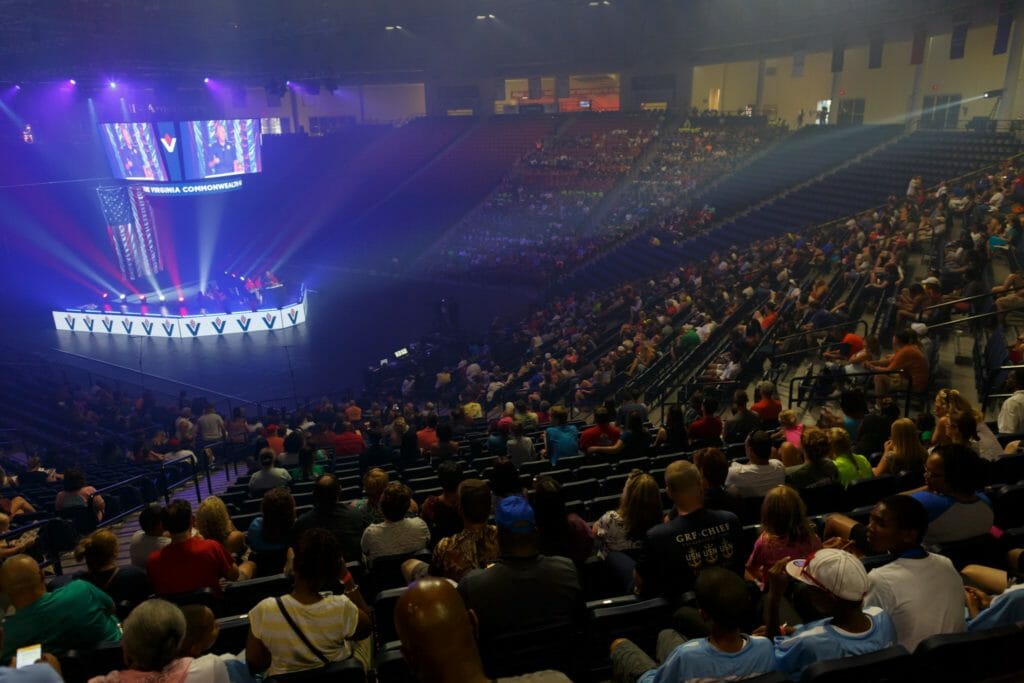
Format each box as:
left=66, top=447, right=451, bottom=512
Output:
left=181, top=119, right=263, bottom=180
left=99, top=122, right=169, bottom=182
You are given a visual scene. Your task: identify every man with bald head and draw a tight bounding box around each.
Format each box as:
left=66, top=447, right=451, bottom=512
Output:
left=0, top=554, right=121, bottom=660
left=395, top=577, right=571, bottom=683
left=634, top=460, right=742, bottom=606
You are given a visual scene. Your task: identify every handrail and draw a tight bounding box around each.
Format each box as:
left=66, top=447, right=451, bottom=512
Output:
left=771, top=340, right=846, bottom=360
left=787, top=367, right=914, bottom=415
left=160, top=452, right=202, bottom=503
left=925, top=305, right=1024, bottom=330
left=0, top=518, right=65, bottom=574
left=923, top=283, right=1024, bottom=311
left=775, top=318, right=867, bottom=342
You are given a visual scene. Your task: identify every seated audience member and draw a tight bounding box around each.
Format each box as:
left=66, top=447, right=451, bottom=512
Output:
left=291, top=445, right=326, bottom=482
left=933, top=388, right=1004, bottom=460
left=911, top=444, right=993, bottom=545
left=264, top=425, right=284, bottom=456
left=354, top=467, right=391, bottom=525
left=248, top=448, right=291, bottom=496
left=396, top=577, right=572, bottom=683
left=90, top=599, right=233, bottom=683
left=130, top=503, right=170, bottom=570
left=489, top=457, right=527, bottom=509
left=773, top=410, right=804, bottom=465
left=751, top=381, right=782, bottom=424
left=0, top=554, right=121, bottom=660
left=858, top=495, right=966, bottom=650
left=653, top=404, right=688, bottom=453
left=962, top=548, right=1024, bottom=631
left=872, top=417, right=928, bottom=477
left=0, top=513, right=35, bottom=560
left=725, top=431, right=785, bottom=497
left=246, top=487, right=296, bottom=576
left=856, top=398, right=901, bottom=459
left=416, top=414, right=441, bottom=453
left=635, top=460, right=742, bottom=605
left=404, top=479, right=499, bottom=582
left=687, top=397, right=724, bottom=446
left=360, top=427, right=394, bottom=473
left=427, top=423, right=460, bottom=461
left=593, top=470, right=662, bottom=557
left=292, top=474, right=366, bottom=565
left=278, top=430, right=305, bottom=468
left=819, top=389, right=869, bottom=441
left=531, top=475, right=594, bottom=564
left=147, top=500, right=241, bottom=597
left=785, top=427, right=839, bottom=489
left=67, top=529, right=151, bottom=607
left=458, top=496, right=584, bottom=644
left=55, top=468, right=104, bottom=521
left=588, top=411, right=653, bottom=459
left=997, top=368, right=1024, bottom=435
left=866, top=329, right=930, bottom=397
left=420, top=460, right=465, bottom=543
left=0, top=660, right=61, bottom=682
left=196, top=496, right=247, bottom=557
left=693, top=448, right=743, bottom=516
left=746, top=485, right=821, bottom=590
left=610, top=568, right=778, bottom=683
left=724, top=390, right=762, bottom=443
left=766, top=549, right=896, bottom=678
left=505, top=422, right=537, bottom=466
left=360, top=482, right=430, bottom=567
left=543, top=405, right=580, bottom=466
left=247, top=529, right=371, bottom=677
left=179, top=604, right=254, bottom=683
left=579, top=406, right=621, bottom=452
left=827, top=428, right=873, bottom=487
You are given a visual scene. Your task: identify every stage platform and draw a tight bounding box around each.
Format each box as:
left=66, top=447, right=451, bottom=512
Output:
left=52, top=291, right=308, bottom=338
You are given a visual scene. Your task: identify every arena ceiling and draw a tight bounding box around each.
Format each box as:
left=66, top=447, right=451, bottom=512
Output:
left=0, top=0, right=1000, bottom=86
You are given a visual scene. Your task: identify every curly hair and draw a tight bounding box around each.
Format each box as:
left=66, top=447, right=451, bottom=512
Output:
left=195, top=496, right=235, bottom=547
left=74, top=529, right=119, bottom=572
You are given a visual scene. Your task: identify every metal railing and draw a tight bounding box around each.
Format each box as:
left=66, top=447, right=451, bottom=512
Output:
left=787, top=368, right=916, bottom=415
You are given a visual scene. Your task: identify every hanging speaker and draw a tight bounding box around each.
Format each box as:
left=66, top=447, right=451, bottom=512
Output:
left=869, top=36, right=883, bottom=69
left=831, top=44, right=845, bottom=73
left=995, top=4, right=1012, bottom=55
left=950, top=23, right=968, bottom=60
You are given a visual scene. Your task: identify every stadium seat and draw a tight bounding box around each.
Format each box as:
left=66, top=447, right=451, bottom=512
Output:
left=577, top=463, right=613, bottom=481
left=160, top=587, right=219, bottom=612
left=376, top=648, right=415, bottom=683
left=991, top=454, right=1024, bottom=486
left=587, top=494, right=621, bottom=520
left=365, top=550, right=430, bottom=597
left=61, top=640, right=125, bottom=681
left=589, top=597, right=672, bottom=662
left=479, top=619, right=583, bottom=681
left=802, top=645, right=912, bottom=682
left=211, top=614, right=251, bottom=655
left=914, top=624, right=1024, bottom=682
left=992, top=483, right=1024, bottom=529
left=374, top=586, right=407, bottom=649
left=562, top=478, right=601, bottom=502
left=798, top=482, right=846, bottom=515
left=266, top=658, right=366, bottom=683
left=843, top=475, right=897, bottom=510
left=223, top=573, right=291, bottom=616
left=928, top=533, right=1002, bottom=570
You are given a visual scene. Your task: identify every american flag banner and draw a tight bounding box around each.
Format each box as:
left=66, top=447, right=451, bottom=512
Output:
left=97, top=185, right=164, bottom=281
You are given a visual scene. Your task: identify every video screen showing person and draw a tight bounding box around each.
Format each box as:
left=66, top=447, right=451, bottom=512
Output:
left=182, top=119, right=262, bottom=179
left=99, top=122, right=169, bottom=182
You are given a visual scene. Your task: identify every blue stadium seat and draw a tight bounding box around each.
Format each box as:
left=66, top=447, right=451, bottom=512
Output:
left=802, top=645, right=912, bottom=682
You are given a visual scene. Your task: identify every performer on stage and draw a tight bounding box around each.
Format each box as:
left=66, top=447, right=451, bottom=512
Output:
left=117, top=124, right=148, bottom=178
left=205, top=121, right=237, bottom=176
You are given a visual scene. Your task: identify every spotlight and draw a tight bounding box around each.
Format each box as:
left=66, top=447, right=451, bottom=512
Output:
left=983, top=89, right=1005, bottom=99
left=204, top=77, right=211, bottom=84
left=239, top=275, right=246, bottom=281
left=158, top=293, right=166, bottom=301
left=108, top=81, right=117, bottom=89
left=101, top=292, right=108, bottom=299
left=488, top=14, right=495, bottom=18
left=177, top=295, right=185, bottom=303
left=139, top=294, right=146, bottom=302
left=285, top=80, right=292, bottom=86
left=476, top=14, right=487, bottom=20
left=119, top=293, right=126, bottom=300
left=14, top=84, right=20, bottom=90
left=69, top=79, right=76, bottom=86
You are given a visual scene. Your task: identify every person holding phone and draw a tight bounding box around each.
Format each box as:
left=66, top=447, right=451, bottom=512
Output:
left=1, top=642, right=62, bottom=682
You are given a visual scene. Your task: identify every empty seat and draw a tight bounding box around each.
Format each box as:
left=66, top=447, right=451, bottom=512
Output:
left=844, top=475, right=897, bottom=510
left=928, top=533, right=1002, bottom=570
left=577, top=463, right=613, bottom=480
left=266, top=658, right=366, bottom=683
left=914, top=624, right=1024, bottom=683
left=479, top=619, right=583, bottom=680
left=61, top=640, right=125, bottom=681
left=374, top=587, right=407, bottom=649
left=376, top=648, right=415, bottom=683
left=223, top=573, right=291, bottom=616
left=561, top=478, right=601, bottom=502
left=211, top=614, right=251, bottom=655
left=799, top=482, right=845, bottom=516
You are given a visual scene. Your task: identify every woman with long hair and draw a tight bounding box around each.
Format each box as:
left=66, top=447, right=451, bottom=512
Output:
left=72, top=529, right=152, bottom=607
left=530, top=475, right=593, bottom=565
left=873, top=417, right=928, bottom=476
left=592, top=470, right=662, bottom=556
left=745, top=485, right=822, bottom=589
left=246, top=487, right=296, bottom=576
left=195, top=496, right=255, bottom=578
left=654, top=404, right=689, bottom=453
left=827, top=428, right=873, bottom=487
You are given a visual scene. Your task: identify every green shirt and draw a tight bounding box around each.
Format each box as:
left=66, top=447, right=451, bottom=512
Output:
left=834, top=453, right=874, bottom=488
left=290, top=464, right=326, bottom=481
left=2, top=580, right=121, bottom=659
left=677, top=329, right=700, bottom=352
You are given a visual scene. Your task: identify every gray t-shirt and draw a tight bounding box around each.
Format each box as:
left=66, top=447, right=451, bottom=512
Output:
left=360, top=517, right=430, bottom=565
left=129, top=529, right=171, bottom=569
left=498, top=673, right=572, bottom=683
left=248, top=467, right=292, bottom=495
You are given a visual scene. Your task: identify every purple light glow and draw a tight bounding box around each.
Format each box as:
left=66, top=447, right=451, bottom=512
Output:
left=108, top=81, right=117, bottom=89
left=69, top=79, right=76, bottom=86
left=204, top=77, right=211, bottom=84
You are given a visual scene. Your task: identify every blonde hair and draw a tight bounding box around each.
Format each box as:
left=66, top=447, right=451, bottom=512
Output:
left=889, top=418, right=928, bottom=473
left=0, top=512, right=11, bottom=532
left=935, top=388, right=982, bottom=422
left=760, top=485, right=816, bottom=544
left=779, top=409, right=799, bottom=428
left=75, top=529, right=119, bottom=572
left=617, top=470, right=663, bottom=541
left=363, top=468, right=390, bottom=507
left=826, top=427, right=856, bottom=462
left=195, top=496, right=235, bottom=546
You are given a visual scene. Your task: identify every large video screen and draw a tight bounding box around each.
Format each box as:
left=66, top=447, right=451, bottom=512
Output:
left=99, top=122, right=169, bottom=182
left=181, top=119, right=262, bottom=180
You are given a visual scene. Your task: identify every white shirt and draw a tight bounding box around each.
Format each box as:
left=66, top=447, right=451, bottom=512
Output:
left=249, top=593, right=360, bottom=676
left=864, top=553, right=965, bottom=651
left=997, top=391, right=1024, bottom=435
left=725, top=460, right=785, bottom=497
left=129, top=529, right=171, bottom=569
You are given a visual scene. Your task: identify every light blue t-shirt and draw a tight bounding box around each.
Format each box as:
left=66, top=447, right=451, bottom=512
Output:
left=967, top=583, right=1024, bottom=632
left=774, top=605, right=896, bottom=677
left=638, top=636, right=778, bottom=683
left=544, top=425, right=579, bottom=466
left=0, top=664, right=62, bottom=683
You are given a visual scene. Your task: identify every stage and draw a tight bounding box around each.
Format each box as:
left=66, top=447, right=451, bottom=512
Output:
left=52, top=288, right=308, bottom=338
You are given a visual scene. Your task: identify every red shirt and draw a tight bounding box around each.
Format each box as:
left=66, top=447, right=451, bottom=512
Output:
left=417, top=427, right=439, bottom=452
left=751, top=399, right=782, bottom=423
left=333, top=431, right=366, bottom=457
left=842, top=333, right=865, bottom=357
left=580, top=424, right=621, bottom=451
left=688, top=416, right=723, bottom=441
left=147, top=537, right=234, bottom=596
left=266, top=436, right=284, bottom=455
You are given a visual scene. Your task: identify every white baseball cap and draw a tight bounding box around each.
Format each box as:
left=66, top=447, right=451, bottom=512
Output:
left=785, top=548, right=869, bottom=601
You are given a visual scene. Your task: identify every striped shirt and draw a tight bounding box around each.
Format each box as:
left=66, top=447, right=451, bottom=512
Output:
left=249, top=594, right=359, bottom=676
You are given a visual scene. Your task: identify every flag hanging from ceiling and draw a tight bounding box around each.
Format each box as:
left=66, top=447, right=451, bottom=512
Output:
left=97, top=185, right=163, bottom=281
